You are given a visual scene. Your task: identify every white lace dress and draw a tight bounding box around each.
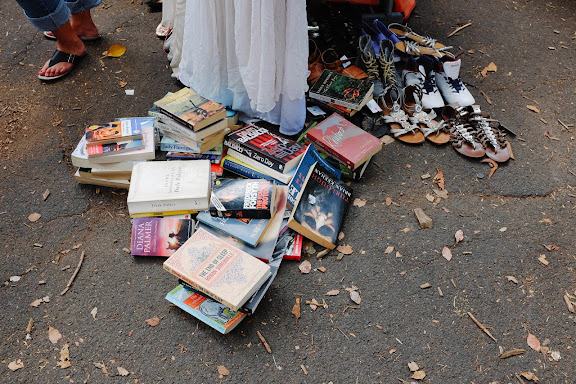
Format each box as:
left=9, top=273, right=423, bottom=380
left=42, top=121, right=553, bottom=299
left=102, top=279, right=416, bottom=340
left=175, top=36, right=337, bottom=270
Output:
left=178, top=0, right=308, bottom=135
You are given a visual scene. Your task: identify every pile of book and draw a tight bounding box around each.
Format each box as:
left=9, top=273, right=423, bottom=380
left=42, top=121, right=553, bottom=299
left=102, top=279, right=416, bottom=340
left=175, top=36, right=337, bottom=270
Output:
left=71, top=117, right=156, bottom=188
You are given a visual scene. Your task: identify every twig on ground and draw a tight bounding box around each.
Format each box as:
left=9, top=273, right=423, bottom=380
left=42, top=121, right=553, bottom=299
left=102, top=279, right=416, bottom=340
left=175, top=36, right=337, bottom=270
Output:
left=448, top=22, right=472, bottom=37
left=467, top=311, right=497, bottom=342
left=256, top=331, right=272, bottom=353
left=61, top=251, right=85, bottom=295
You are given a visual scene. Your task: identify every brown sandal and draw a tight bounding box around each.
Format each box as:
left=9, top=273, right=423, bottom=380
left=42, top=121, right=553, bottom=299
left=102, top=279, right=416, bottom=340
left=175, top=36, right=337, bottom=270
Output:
left=442, top=104, right=485, bottom=157
left=403, top=85, right=450, bottom=145
left=308, top=39, right=324, bottom=85
left=466, top=105, right=512, bottom=162
left=380, top=84, right=424, bottom=144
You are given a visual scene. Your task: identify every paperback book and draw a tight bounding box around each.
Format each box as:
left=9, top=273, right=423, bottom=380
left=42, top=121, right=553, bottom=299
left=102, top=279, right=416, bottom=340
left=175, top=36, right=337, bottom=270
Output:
left=155, top=114, right=228, bottom=142
left=210, top=178, right=275, bottom=219
left=77, top=167, right=132, bottom=180
left=165, top=284, right=246, bottom=334
left=131, top=217, right=194, bottom=257
left=306, top=112, right=382, bottom=170
left=73, top=169, right=130, bottom=189
left=223, top=123, right=305, bottom=174
left=221, top=153, right=296, bottom=185
left=163, top=227, right=271, bottom=311
left=85, top=118, right=143, bottom=145
left=127, top=160, right=211, bottom=218
left=162, top=128, right=229, bottom=154
left=160, top=135, right=223, bottom=155
left=288, top=163, right=352, bottom=250
left=308, top=69, right=374, bottom=111
left=154, top=87, right=226, bottom=131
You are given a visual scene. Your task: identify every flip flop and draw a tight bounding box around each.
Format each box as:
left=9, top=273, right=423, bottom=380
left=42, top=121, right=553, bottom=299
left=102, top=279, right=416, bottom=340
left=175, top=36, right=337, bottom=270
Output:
left=379, top=84, right=425, bottom=144
left=43, top=31, right=101, bottom=41
left=402, top=85, right=450, bottom=145
left=442, top=104, right=485, bottom=158
left=38, top=50, right=85, bottom=81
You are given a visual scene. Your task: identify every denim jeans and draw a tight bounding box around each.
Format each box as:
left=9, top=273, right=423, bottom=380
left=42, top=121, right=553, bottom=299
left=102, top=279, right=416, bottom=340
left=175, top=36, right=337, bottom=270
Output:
left=15, top=0, right=101, bottom=31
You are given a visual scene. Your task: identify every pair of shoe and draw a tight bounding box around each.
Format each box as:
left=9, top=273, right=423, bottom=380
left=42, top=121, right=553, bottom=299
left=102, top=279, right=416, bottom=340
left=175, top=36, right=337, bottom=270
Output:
left=308, top=40, right=368, bottom=86
left=402, top=56, right=475, bottom=109
left=378, top=84, right=450, bottom=145
left=442, top=104, right=511, bottom=162
left=356, top=34, right=400, bottom=98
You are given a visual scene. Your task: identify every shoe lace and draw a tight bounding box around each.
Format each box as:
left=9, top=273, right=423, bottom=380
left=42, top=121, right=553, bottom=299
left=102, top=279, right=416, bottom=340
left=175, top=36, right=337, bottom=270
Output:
left=379, top=55, right=397, bottom=85
left=446, top=76, right=465, bottom=92
left=362, top=52, right=380, bottom=81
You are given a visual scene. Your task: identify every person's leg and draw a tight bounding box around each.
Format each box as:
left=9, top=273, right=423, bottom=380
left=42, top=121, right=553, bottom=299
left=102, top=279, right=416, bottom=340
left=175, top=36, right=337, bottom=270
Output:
left=66, top=0, right=101, bottom=38
left=39, top=21, right=85, bottom=78
left=15, top=0, right=71, bottom=31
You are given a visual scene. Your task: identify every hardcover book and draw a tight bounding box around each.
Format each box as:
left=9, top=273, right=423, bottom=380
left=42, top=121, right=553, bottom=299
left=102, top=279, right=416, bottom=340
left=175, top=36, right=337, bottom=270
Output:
left=131, top=217, right=194, bottom=257
left=154, top=87, right=226, bottom=132
left=197, top=185, right=287, bottom=248
left=85, top=118, right=143, bottom=145
left=127, top=160, right=211, bottom=217
left=163, top=227, right=271, bottom=311
left=288, top=163, right=353, bottom=250
left=223, top=123, right=305, bottom=174
left=165, top=284, right=246, bottom=334
left=306, top=112, right=383, bottom=170
left=308, top=69, right=374, bottom=111
left=210, top=178, right=275, bottom=219
left=287, top=144, right=341, bottom=209
left=220, top=155, right=278, bottom=183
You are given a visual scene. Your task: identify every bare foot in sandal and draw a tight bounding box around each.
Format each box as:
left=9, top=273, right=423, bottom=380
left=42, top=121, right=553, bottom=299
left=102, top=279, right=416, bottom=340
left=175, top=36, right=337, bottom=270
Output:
left=39, top=22, right=85, bottom=80
left=44, top=10, right=101, bottom=41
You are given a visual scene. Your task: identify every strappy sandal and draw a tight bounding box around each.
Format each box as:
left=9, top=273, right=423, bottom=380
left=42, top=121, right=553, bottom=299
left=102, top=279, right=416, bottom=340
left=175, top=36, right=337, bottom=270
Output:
left=379, top=84, right=424, bottom=144
left=442, top=103, right=485, bottom=157
left=466, top=105, right=512, bottom=162
left=402, top=85, right=450, bottom=145
left=387, top=23, right=452, bottom=53
left=38, top=50, right=85, bottom=81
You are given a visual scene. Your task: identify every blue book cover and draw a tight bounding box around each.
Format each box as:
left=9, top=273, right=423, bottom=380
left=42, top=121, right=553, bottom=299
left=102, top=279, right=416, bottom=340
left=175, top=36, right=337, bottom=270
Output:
left=287, top=144, right=341, bottom=208
left=196, top=212, right=270, bottom=248
left=165, top=285, right=246, bottom=334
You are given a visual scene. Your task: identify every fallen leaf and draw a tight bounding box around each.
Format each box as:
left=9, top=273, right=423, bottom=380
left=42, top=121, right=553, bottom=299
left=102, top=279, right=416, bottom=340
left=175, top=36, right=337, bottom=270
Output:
left=42, top=189, right=51, bottom=201
left=506, top=276, right=519, bottom=284
left=412, top=370, right=426, bottom=380
left=56, top=343, right=71, bottom=369
left=308, top=298, right=319, bottom=310
left=389, top=348, right=397, bottom=354
left=350, top=290, right=361, bottom=304
left=326, top=289, right=340, bottom=296
left=550, top=350, right=561, bottom=361
left=481, top=158, right=498, bottom=178
left=316, top=266, right=326, bottom=273
left=380, top=135, right=394, bottom=145
left=499, top=227, right=507, bottom=232
left=538, top=254, right=549, bottom=266
left=527, top=333, right=541, bottom=352
left=28, top=212, right=41, bottom=222
left=93, top=362, right=109, bottom=376
left=433, top=188, right=449, bottom=199
left=102, top=44, right=127, bottom=58
left=433, top=167, right=445, bottom=190
left=353, top=198, right=366, bottom=207
left=119, top=81, right=128, bottom=88
left=10, top=275, right=21, bottom=282
left=316, top=248, right=329, bottom=258
left=421, top=173, right=431, bottom=180
left=338, top=232, right=345, bottom=240
left=395, top=251, right=402, bottom=258
left=526, top=105, right=540, bottom=113
left=8, top=359, right=24, bottom=371
left=299, top=260, right=312, bottom=274
left=442, top=247, right=453, bottom=261
left=385, top=246, right=395, bottom=254
left=520, top=371, right=539, bottom=381
left=544, top=244, right=559, bottom=251
left=217, top=365, right=230, bottom=378
left=564, top=294, right=575, bottom=313
left=499, top=348, right=525, bottom=358
left=402, top=227, right=410, bottom=233
left=337, top=244, right=353, bottom=255
left=385, top=197, right=393, bottom=206
left=480, top=61, right=497, bottom=78
left=420, top=283, right=432, bottom=289
left=48, top=326, right=62, bottom=344
left=292, top=298, right=301, bottom=323
left=425, top=194, right=435, bottom=202
left=455, top=230, right=464, bottom=243
left=122, top=247, right=130, bottom=254
left=408, top=361, right=420, bottom=371
left=539, top=218, right=552, bottom=224
left=117, top=367, right=130, bottom=376
left=145, top=317, right=160, bottom=327
left=91, top=307, right=98, bottom=320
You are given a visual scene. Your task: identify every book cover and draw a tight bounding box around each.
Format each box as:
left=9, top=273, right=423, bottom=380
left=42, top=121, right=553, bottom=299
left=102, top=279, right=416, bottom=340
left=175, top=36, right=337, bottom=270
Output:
left=85, top=118, right=143, bottom=145
left=162, top=128, right=229, bottom=154
left=86, top=138, right=144, bottom=157
left=288, top=163, right=353, bottom=250
left=197, top=185, right=287, bottom=248
left=221, top=155, right=278, bottom=183
left=308, top=69, right=374, bottom=111
left=127, top=160, right=211, bottom=217
left=306, top=113, right=383, bottom=170
left=73, top=169, right=130, bottom=189
left=131, top=217, right=194, bottom=257
left=165, top=284, right=246, bottom=334
left=283, top=232, right=303, bottom=261
left=160, top=135, right=223, bottom=155
left=287, top=144, right=342, bottom=209
left=71, top=136, right=144, bottom=169
left=223, top=123, right=305, bottom=173
left=225, top=150, right=296, bottom=185
left=210, top=178, right=275, bottom=219
left=155, top=114, right=227, bottom=142
left=163, top=227, right=271, bottom=311
left=154, top=87, right=226, bottom=131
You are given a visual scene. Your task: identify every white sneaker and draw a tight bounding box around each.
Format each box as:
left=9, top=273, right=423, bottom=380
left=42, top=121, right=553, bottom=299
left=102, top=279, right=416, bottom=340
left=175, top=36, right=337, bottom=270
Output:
left=402, top=58, right=444, bottom=109
left=435, top=58, right=475, bottom=107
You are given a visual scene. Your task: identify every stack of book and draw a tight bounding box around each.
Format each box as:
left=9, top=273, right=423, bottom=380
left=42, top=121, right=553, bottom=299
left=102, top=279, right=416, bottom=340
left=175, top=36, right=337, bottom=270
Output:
left=153, top=87, right=230, bottom=157
left=222, top=122, right=306, bottom=185
left=72, top=117, right=156, bottom=188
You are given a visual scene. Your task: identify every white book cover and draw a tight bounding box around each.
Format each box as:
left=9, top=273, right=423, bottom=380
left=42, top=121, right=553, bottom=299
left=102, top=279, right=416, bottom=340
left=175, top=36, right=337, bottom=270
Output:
left=127, top=160, right=212, bottom=215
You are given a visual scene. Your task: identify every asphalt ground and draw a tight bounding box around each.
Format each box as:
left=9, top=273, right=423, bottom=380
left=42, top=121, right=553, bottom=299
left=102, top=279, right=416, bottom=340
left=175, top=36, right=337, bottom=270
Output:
left=1, top=0, right=575, bottom=383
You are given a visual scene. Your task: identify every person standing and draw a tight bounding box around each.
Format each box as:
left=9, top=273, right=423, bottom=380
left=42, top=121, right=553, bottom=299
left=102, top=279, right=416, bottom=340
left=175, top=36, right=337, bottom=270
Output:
left=15, top=0, right=101, bottom=80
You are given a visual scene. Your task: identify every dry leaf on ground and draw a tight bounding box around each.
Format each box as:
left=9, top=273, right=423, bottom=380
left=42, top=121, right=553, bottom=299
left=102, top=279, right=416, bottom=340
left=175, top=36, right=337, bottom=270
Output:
left=145, top=317, right=160, bottom=327
left=412, top=370, right=426, bottom=380
left=527, top=333, right=541, bottom=351
left=520, top=371, right=539, bottom=381
left=217, top=365, right=230, bottom=378
left=526, top=105, right=540, bottom=113
left=433, top=166, right=445, bottom=190
left=353, top=198, right=366, bottom=207
left=299, top=260, right=312, bottom=274
left=506, top=276, right=519, bottom=284
left=385, top=197, right=393, bottom=206
left=48, top=326, right=62, bottom=344
left=499, top=348, right=525, bottom=359
left=326, top=289, right=340, bottom=296
left=117, top=367, right=129, bottom=376
left=480, top=62, right=497, bottom=78
left=538, top=254, right=549, bottom=265
left=337, top=244, right=353, bottom=255
left=442, top=247, right=453, bottom=261
left=292, top=298, right=301, bottom=323
left=455, top=230, right=464, bottom=243
left=91, top=307, right=98, bottom=320
left=350, top=290, right=361, bottom=304
left=385, top=246, right=394, bottom=254
left=408, top=361, right=420, bottom=371
left=8, top=359, right=24, bottom=371
left=102, top=44, right=126, bottom=58
left=28, top=212, right=41, bottom=222
left=56, top=343, right=71, bottom=369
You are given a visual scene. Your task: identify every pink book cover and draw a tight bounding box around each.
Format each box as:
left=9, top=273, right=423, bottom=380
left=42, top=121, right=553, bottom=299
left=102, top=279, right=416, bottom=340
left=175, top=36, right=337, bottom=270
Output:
left=131, top=217, right=194, bottom=257
left=306, top=113, right=383, bottom=170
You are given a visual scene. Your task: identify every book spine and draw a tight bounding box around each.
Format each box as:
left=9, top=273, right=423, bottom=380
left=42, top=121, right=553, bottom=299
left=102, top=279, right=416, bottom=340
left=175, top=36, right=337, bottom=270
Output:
left=162, top=131, right=202, bottom=153
left=221, top=157, right=277, bottom=183
left=166, top=154, right=221, bottom=163
left=156, top=120, right=201, bottom=142
left=309, top=139, right=356, bottom=170
left=209, top=208, right=271, bottom=220
left=223, top=137, right=285, bottom=173
left=283, top=233, right=303, bottom=261
left=129, top=209, right=200, bottom=219
left=308, top=92, right=360, bottom=111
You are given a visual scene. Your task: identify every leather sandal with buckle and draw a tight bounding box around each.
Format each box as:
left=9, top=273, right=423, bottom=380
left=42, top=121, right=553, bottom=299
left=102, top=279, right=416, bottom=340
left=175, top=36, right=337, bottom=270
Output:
left=442, top=103, right=485, bottom=157
left=466, top=105, right=512, bottom=162
left=379, top=84, right=424, bottom=144
left=403, top=85, right=450, bottom=145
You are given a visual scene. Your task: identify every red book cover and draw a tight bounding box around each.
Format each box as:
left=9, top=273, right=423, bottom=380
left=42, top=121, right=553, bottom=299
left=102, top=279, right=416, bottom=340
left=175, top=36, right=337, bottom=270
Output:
left=306, top=113, right=383, bottom=170
left=223, top=123, right=305, bottom=173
